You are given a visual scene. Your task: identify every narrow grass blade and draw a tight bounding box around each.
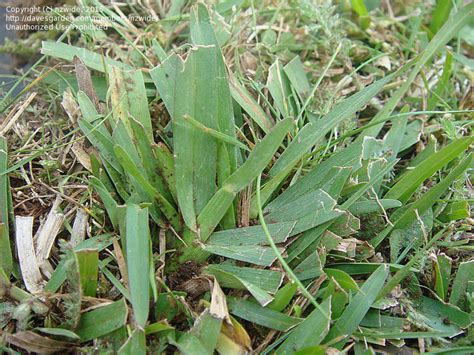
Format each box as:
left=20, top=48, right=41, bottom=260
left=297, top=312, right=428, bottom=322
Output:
left=183, top=114, right=249, bottom=151
left=197, top=118, right=292, bottom=241
left=278, top=297, right=332, bottom=353
left=41, top=41, right=152, bottom=81
left=324, top=269, right=359, bottom=291
left=0, top=136, right=12, bottom=275
left=328, top=262, right=415, bottom=275
left=89, top=177, right=119, bottom=228
left=229, top=77, right=273, bottom=133
left=35, top=328, right=80, bottom=340
left=77, top=92, right=121, bottom=172
left=372, top=154, right=472, bottom=247
left=427, top=51, right=453, bottom=110
left=267, top=60, right=292, bottom=118
left=323, top=265, right=389, bottom=348
left=360, top=2, right=474, bottom=138
left=190, top=4, right=238, bottom=173
left=269, top=74, right=394, bottom=178
left=351, top=0, right=370, bottom=29
left=114, top=145, right=180, bottom=230
left=99, top=259, right=131, bottom=302
left=384, top=137, right=473, bottom=203
left=144, top=321, right=174, bottom=335
left=125, top=205, right=150, bottom=327
left=228, top=298, right=301, bottom=331
left=348, top=199, right=402, bottom=215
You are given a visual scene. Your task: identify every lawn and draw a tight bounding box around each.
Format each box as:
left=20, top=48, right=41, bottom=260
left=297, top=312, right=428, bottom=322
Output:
left=0, top=0, right=473, bottom=353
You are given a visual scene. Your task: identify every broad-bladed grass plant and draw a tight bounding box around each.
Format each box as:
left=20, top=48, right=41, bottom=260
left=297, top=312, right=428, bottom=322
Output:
left=0, top=1, right=473, bottom=353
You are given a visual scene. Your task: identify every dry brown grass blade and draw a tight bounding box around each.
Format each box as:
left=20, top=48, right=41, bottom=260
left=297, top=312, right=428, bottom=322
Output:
left=0, top=92, right=37, bottom=135
left=14, top=216, right=43, bottom=294
left=74, top=56, right=101, bottom=111
left=34, top=197, right=65, bottom=277
left=3, top=330, right=72, bottom=354
left=70, top=208, right=88, bottom=247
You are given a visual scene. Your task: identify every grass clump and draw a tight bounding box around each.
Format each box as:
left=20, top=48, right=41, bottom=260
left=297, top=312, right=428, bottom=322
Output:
left=0, top=1, right=473, bottom=353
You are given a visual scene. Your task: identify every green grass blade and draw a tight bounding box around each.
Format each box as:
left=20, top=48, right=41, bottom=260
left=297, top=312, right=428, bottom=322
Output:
left=229, top=77, right=273, bottom=133
left=118, top=329, right=146, bottom=355
left=351, top=0, right=370, bottom=29
left=449, top=260, right=474, bottom=311
left=228, top=298, right=301, bottom=331
left=182, top=114, right=249, bottom=152
left=76, top=91, right=122, bottom=172
left=172, top=47, right=220, bottom=231
left=41, top=41, right=152, bottom=82
left=430, top=0, right=454, bottom=35
left=427, top=51, right=453, bottom=110
left=89, top=177, right=119, bottom=228
left=267, top=283, right=298, bottom=312
left=125, top=205, right=150, bottom=328
left=75, top=299, right=128, bottom=342
left=360, top=2, right=474, bottom=139
left=203, top=244, right=282, bottom=266
left=384, top=137, right=473, bottom=203
left=197, top=118, right=292, bottom=241
left=278, top=297, right=332, bottom=352
left=269, top=74, right=394, bottom=178
left=206, top=222, right=294, bottom=246
left=432, top=253, right=452, bottom=301
left=190, top=3, right=238, bottom=172
left=267, top=60, right=292, bottom=118
left=150, top=53, right=183, bottom=115
left=372, top=153, right=472, bottom=247
left=114, top=144, right=180, bottom=230
left=76, top=249, right=99, bottom=297
left=283, top=55, right=311, bottom=99
left=323, top=265, right=389, bottom=348
left=0, top=136, right=13, bottom=275
left=205, top=264, right=283, bottom=306
left=109, top=68, right=152, bottom=140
